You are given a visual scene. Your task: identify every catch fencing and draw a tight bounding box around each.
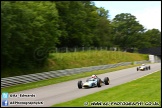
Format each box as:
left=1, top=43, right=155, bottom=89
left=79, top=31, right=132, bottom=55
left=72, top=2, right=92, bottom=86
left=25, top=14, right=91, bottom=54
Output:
left=1, top=60, right=150, bottom=88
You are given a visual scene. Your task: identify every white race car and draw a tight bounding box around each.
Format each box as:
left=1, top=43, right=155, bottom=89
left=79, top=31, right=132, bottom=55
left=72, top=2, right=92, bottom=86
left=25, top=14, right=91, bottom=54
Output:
left=77, top=75, right=110, bottom=89
left=137, top=64, right=151, bottom=71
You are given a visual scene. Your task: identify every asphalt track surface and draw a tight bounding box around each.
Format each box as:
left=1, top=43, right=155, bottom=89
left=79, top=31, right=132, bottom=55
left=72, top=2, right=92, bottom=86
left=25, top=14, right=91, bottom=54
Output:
left=2, top=63, right=161, bottom=107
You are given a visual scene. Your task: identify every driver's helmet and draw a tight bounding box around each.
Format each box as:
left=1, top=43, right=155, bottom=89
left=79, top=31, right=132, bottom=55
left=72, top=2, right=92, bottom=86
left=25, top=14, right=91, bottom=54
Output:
left=142, top=64, right=145, bottom=66
left=91, top=75, right=96, bottom=78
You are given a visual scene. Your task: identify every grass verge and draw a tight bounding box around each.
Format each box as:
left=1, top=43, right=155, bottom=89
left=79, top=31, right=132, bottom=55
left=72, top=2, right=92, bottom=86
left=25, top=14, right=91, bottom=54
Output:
left=52, top=70, right=161, bottom=107
left=47, top=51, right=148, bottom=70
left=2, top=51, right=148, bottom=78
left=1, top=64, right=140, bottom=93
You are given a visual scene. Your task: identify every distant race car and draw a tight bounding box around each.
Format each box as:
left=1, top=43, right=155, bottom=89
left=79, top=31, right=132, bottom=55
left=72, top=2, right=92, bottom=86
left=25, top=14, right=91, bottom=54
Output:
left=137, top=64, right=151, bottom=71
left=77, top=75, right=110, bottom=89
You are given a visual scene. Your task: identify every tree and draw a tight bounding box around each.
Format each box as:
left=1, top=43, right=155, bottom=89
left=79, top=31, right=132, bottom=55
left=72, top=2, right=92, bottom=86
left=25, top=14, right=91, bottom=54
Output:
left=55, top=1, right=99, bottom=47
left=1, top=1, right=60, bottom=76
left=141, top=29, right=161, bottom=48
left=111, top=13, right=145, bottom=50
left=93, top=7, right=113, bottom=47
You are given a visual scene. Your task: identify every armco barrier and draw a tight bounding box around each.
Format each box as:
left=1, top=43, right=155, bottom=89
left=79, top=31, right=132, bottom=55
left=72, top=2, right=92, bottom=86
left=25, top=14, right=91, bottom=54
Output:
left=1, top=60, right=150, bottom=88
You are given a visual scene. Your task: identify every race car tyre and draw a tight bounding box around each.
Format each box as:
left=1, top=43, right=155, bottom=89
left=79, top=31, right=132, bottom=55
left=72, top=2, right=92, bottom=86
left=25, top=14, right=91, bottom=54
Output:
left=148, top=66, right=151, bottom=70
left=137, top=67, right=139, bottom=71
left=78, top=80, right=82, bottom=89
left=97, top=78, right=101, bottom=87
left=104, top=77, right=110, bottom=85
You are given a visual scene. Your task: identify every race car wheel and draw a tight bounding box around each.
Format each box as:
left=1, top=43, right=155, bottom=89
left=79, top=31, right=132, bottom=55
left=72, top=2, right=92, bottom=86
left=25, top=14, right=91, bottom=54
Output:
left=148, top=66, right=151, bottom=70
left=137, top=67, right=139, bottom=71
left=97, top=78, right=101, bottom=87
left=78, top=80, right=82, bottom=89
left=104, top=77, right=110, bottom=85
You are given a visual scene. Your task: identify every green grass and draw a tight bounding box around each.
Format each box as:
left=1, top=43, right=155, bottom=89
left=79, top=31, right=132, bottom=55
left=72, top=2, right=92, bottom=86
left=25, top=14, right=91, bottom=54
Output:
left=2, top=51, right=148, bottom=78
left=47, top=51, right=148, bottom=70
left=52, top=71, right=161, bottom=107
left=1, top=64, right=140, bottom=93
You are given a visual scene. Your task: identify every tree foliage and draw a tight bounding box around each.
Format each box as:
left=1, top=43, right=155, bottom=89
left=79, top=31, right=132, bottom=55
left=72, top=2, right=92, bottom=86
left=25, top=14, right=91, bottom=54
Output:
left=111, top=13, right=146, bottom=50
left=1, top=1, right=60, bottom=71
left=142, top=29, right=161, bottom=47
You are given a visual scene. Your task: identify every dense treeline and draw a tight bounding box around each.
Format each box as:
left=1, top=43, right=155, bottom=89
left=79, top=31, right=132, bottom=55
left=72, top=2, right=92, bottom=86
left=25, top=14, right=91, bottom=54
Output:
left=1, top=1, right=161, bottom=76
